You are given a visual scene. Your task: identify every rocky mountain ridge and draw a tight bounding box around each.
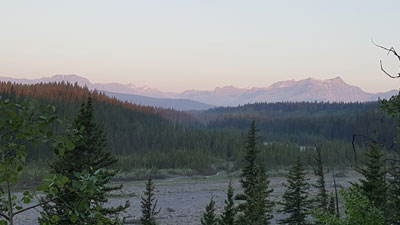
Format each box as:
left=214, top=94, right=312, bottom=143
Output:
left=0, top=75, right=397, bottom=107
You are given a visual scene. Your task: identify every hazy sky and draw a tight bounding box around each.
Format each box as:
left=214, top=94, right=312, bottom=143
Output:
left=1, top=0, right=400, bottom=92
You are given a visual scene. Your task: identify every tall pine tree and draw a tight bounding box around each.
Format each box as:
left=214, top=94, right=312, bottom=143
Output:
left=39, top=97, right=128, bottom=224
left=354, top=143, right=387, bottom=214
left=279, top=157, right=311, bottom=225
left=380, top=83, right=400, bottom=224
left=237, top=120, right=274, bottom=225
left=201, top=197, right=218, bottom=225
left=220, top=181, right=236, bottom=225
left=140, top=175, right=160, bottom=225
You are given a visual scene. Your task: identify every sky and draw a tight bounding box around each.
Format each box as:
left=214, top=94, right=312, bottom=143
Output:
left=1, top=0, right=400, bottom=93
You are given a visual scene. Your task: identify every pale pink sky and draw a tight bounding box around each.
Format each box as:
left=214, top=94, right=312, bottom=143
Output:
left=1, top=0, right=399, bottom=93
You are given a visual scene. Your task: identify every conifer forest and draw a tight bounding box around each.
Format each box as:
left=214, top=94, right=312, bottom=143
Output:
left=1, top=2, right=400, bottom=224
left=1, top=65, right=400, bottom=224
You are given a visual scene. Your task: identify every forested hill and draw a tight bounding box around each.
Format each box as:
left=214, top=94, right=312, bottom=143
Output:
left=196, top=101, right=380, bottom=120
left=0, top=81, right=397, bottom=172
left=0, top=81, right=197, bottom=124
left=194, top=101, right=398, bottom=146
left=0, top=82, right=241, bottom=163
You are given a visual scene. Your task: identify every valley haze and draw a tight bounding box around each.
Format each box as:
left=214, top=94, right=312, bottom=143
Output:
left=0, top=74, right=397, bottom=110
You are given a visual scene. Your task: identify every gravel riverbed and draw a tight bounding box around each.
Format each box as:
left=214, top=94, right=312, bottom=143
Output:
left=13, top=170, right=360, bottom=225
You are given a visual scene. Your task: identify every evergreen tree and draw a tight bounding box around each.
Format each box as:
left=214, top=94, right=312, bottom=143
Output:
left=240, top=121, right=260, bottom=194
left=39, top=97, right=128, bottom=224
left=245, top=165, right=274, bottom=225
left=279, top=157, right=311, bottom=225
left=386, top=160, right=400, bottom=224
left=237, top=120, right=274, bottom=225
left=140, top=175, right=160, bottom=225
left=354, top=143, right=387, bottom=213
left=380, top=83, right=400, bottom=224
left=201, top=197, right=218, bottom=225
left=220, top=181, right=236, bottom=225
left=312, top=147, right=328, bottom=210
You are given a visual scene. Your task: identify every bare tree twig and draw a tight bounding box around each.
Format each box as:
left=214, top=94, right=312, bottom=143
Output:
left=0, top=212, right=9, bottom=220
left=13, top=195, right=65, bottom=217
left=372, top=38, right=400, bottom=78
left=13, top=202, right=45, bottom=216
left=372, top=39, right=400, bottom=61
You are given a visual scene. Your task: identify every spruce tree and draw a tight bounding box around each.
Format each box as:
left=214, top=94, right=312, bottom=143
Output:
left=380, top=81, right=400, bottom=224
left=354, top=143, right=387, bottom=213
left=201, top=197, right=218, bottom=225
left=220, top=181, right=236, bottom=225
left=279, top=157, right=311, bottom=225
left=39, top=97, right=128, bottom=224
left=386, top=159, right=400, bottom=224
left=240, top=121, right=259, bottom=194
left=312, top=147, right=328, bottom=210
left=244, top=165, right=274, bottom=225
left=140, top=175, right=160, bottom=225
left=237, top=120, right=274, bottom=225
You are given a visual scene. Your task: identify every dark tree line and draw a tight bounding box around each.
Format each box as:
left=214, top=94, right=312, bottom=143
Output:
left=1, top=81, right=398, bottom=177
left=201, top=116, right=400, bottom=224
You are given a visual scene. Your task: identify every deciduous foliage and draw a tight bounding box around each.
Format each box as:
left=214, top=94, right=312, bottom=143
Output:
left=39, top=97, right=128, bottom=224
left=39, top=169, right=122, bottom=225
left=279, top=157, right=311, bottom=225
left=313, top=187, right=384, bottom=225
left=140, top=175, right=160, bottom=225
left=327, top=194, right=335, bottom=216
left=0, top=98, right=76, bottom=225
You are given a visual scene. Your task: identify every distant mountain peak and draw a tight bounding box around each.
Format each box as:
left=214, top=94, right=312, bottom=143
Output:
left=272, top=76, right=346, bottom=88
left=332, top=76, right=343, bottom=80
left=300, top=76, right=344, bottom=83
left=0, top=74, right=396, bottom=107
left=325, top=76, right=345, bottom=84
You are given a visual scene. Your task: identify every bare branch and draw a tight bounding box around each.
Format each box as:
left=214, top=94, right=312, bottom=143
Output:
left=380, top=60, right=400, bottom=79
left=13, top=202, right=44, bottom=216
left=372, top=38, right=400, bottom=78
left=0, top=212, right=9, bottom=220
left=372, top=39, right=400, bottom=61
left=14, top=196, right=58, bottom=217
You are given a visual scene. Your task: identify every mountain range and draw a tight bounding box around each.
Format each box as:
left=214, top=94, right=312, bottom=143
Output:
left=0, top=74, right=397, bottom=110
